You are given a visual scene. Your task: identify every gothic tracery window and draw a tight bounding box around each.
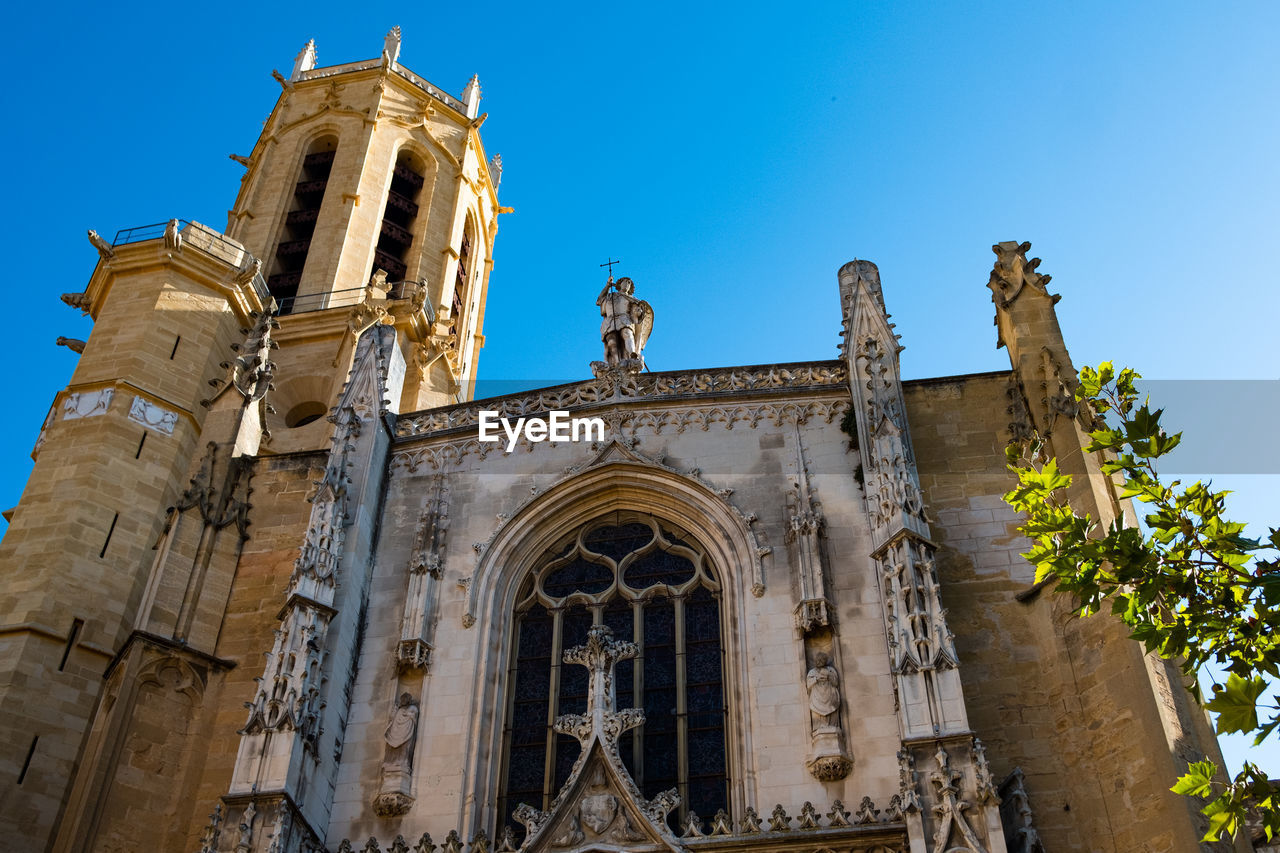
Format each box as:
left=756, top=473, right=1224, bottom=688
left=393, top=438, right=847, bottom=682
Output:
left=499, top=513, right=728, bottom=834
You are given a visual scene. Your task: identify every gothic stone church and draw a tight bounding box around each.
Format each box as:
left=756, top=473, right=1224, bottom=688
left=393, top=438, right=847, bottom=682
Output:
left=0, top=30, right=1243, bottom=853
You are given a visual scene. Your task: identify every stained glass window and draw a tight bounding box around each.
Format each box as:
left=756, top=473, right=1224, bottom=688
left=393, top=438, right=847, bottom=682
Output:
left=498, top=513, right=728, bottom=835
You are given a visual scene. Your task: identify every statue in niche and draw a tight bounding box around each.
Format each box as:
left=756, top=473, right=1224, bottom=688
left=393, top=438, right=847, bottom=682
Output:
left=594, top=275, right=653, bottom=373
left=806, top=652, right=842, bottom=728
left=382, top=692, right=420, bottom=773
left=804, top=650, right=852, bottom=781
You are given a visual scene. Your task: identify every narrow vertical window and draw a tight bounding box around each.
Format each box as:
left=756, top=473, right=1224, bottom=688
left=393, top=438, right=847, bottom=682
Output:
left=498, top=514, right=728, bottom=838
left=169, top=336, right=181, bottom=359
left=135, top=432, right=147, bottom=459
left=268, top=136, right=338, bottom=308
left=99, top=512, right=118, bottom=559
left=373, top=151, right=425, bottom=282
left=17, top=736, right=37, bottom=784
left=58, top=619, right=83, bottom=672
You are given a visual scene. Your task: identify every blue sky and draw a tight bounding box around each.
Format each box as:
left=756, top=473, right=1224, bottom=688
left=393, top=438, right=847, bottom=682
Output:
left=1, top=2, right=1277, bottom=774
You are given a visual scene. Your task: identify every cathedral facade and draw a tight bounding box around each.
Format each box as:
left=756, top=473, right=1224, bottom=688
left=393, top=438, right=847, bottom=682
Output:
left=0, top=30, right=1244, bottom=853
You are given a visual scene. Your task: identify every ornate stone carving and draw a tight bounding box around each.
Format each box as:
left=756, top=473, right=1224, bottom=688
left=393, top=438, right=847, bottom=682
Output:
left=805, top=649, right=851, bottom=781
left=788, top=427, right=832, bottom=632
left=374, top=692, right=420, bottom=816
left=383, top=25, right=402, bottom=64
left=55, top=336, right=85, bottom=354
left=63, top=387, right=113, bottom=420
left=227, top=307, right=280, bottom=442
left=592, top=275, right=653, bottom=376
left=61, top=291, right=92, bottom=314
left=383, top=693, right=419, bottom=772
left=460, top=441, right=771, bottom=626
left=233, top=254, right=263, bottom=288
left=808, top=754, right=854, bottom=782
left=235, top=798, right=257, bottom=853
left=396, top=475, right=447, bottom=670
left=198, top=803, right=223, bottom=853
left=128, top=395, right=179, bottom=435
left=998, top=767, right=1045, bottom=853
left=896, top=748, right=922, bottom=815
left=807, top=652, right=841, bottom=723
left=1038, top=345, right=1078, bottom=433
left=827, top=799, right=852, bottom=827
left=514, top=625, right=681, bottom=853
left=164, top=219, right=183, bottom=252
left=87, top=229, right=115, bottom=262
left=173, top=441, right=253, bottom=540
left=1006, top=377, right=1035, bottom=444
left=240, top=603, right=328, bottom=744
left=855, top=797, right=880, bottom=825
left=290, top=39, right=316, bottom=80
left=988, top=241, right=1057, bottom=309
left=927, top=744, right=988, bottom=853
left=398, top=362, right=846, bottom=437
left=882, top=539, right=958, bottom=677
left=768, top=804, right=792, bottom=832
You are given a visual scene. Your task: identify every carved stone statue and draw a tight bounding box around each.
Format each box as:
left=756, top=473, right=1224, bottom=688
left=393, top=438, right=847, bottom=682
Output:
left=382, top=693, right=419, bottom=773
left=61, top=292, right=92, bottom=314
left=594, top=275, right=652, bottom=375
left=805, top=650, right=852, bottom=781
left=233, top=255, right=262, bottom=288
left=55, top=337, right=86, bottom=354
left=164, top=219, right=183, bottom=252
left=87, top=229, right=115, bottom=262
left=806, top=652, right=841, bottom=726
left=235, top=800, right=257, bottom=853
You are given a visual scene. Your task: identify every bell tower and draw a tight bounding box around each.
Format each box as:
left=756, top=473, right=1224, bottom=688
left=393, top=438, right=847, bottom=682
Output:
left=0, top=29, right=504, bottom=852
left=226, top=26, right=505, bottom=428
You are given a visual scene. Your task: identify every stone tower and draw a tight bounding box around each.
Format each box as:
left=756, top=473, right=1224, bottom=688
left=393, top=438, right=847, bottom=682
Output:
left=0, top=30, right=502, bottom=851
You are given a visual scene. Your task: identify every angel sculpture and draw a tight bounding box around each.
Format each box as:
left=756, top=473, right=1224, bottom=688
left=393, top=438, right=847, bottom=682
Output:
left=594, top=275, right=653, bottom=374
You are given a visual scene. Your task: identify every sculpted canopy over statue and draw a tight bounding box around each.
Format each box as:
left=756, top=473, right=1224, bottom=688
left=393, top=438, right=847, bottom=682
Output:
left=593, top=275, right=653, bottom=376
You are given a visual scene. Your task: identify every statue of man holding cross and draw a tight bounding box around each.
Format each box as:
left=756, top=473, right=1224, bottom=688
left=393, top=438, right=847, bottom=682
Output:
left=593, top=263, right=653, bottom=375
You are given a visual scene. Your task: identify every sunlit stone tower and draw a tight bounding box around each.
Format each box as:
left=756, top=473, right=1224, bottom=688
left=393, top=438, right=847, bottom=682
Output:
left=0, top=29, right=502, bottom=851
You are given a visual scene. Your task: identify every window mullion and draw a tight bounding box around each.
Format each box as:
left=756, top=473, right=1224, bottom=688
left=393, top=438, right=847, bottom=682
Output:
left=674, top=595, right=688, bottom=823
left=633, top=598, right=645, bottom=785
left=543, top=607, right=564, bottom=810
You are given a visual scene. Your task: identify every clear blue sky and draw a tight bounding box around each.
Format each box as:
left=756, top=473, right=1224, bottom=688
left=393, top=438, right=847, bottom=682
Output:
left=2, top=2, right=1276, bottom=774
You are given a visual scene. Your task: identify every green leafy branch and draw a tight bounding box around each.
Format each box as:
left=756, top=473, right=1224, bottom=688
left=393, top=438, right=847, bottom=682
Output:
left=1004, top=362, right=1280, bottom=842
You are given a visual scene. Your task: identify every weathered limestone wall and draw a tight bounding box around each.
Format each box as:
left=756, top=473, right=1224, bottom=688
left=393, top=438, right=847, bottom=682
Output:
left=176, top=451, right=326, bottom=852
left=907, top=370, right=1242, bottom=853
left=0, top=254, right=248, bottom=847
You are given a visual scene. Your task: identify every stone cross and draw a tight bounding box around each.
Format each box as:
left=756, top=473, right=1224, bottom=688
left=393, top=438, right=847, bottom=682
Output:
left=553, top=626, right=645, bottom=748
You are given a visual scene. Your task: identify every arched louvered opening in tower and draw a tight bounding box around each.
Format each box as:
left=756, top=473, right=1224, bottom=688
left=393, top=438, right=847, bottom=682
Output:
left=451, top=223, right=474, bottom=337
left=268, top=136, right=338, bottom=303
left=373, top=152, right=425, bottom=281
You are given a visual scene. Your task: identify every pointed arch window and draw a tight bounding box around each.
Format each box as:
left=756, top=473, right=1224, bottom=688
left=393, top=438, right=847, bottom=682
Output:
left=499, top=513, right=729, bottom=836
left=373, top=151, right=425, bottom=281
left=451, top=224, right=474, bottom=337
left=268, top=136, right=338, bottom=304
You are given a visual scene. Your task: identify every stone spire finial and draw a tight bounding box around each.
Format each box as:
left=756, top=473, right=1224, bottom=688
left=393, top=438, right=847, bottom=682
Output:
left=462, top=75, right=482, bottom=119
left=291, top=39, right=317, bottom=81
left=384, top=26, right=402, bottom=66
